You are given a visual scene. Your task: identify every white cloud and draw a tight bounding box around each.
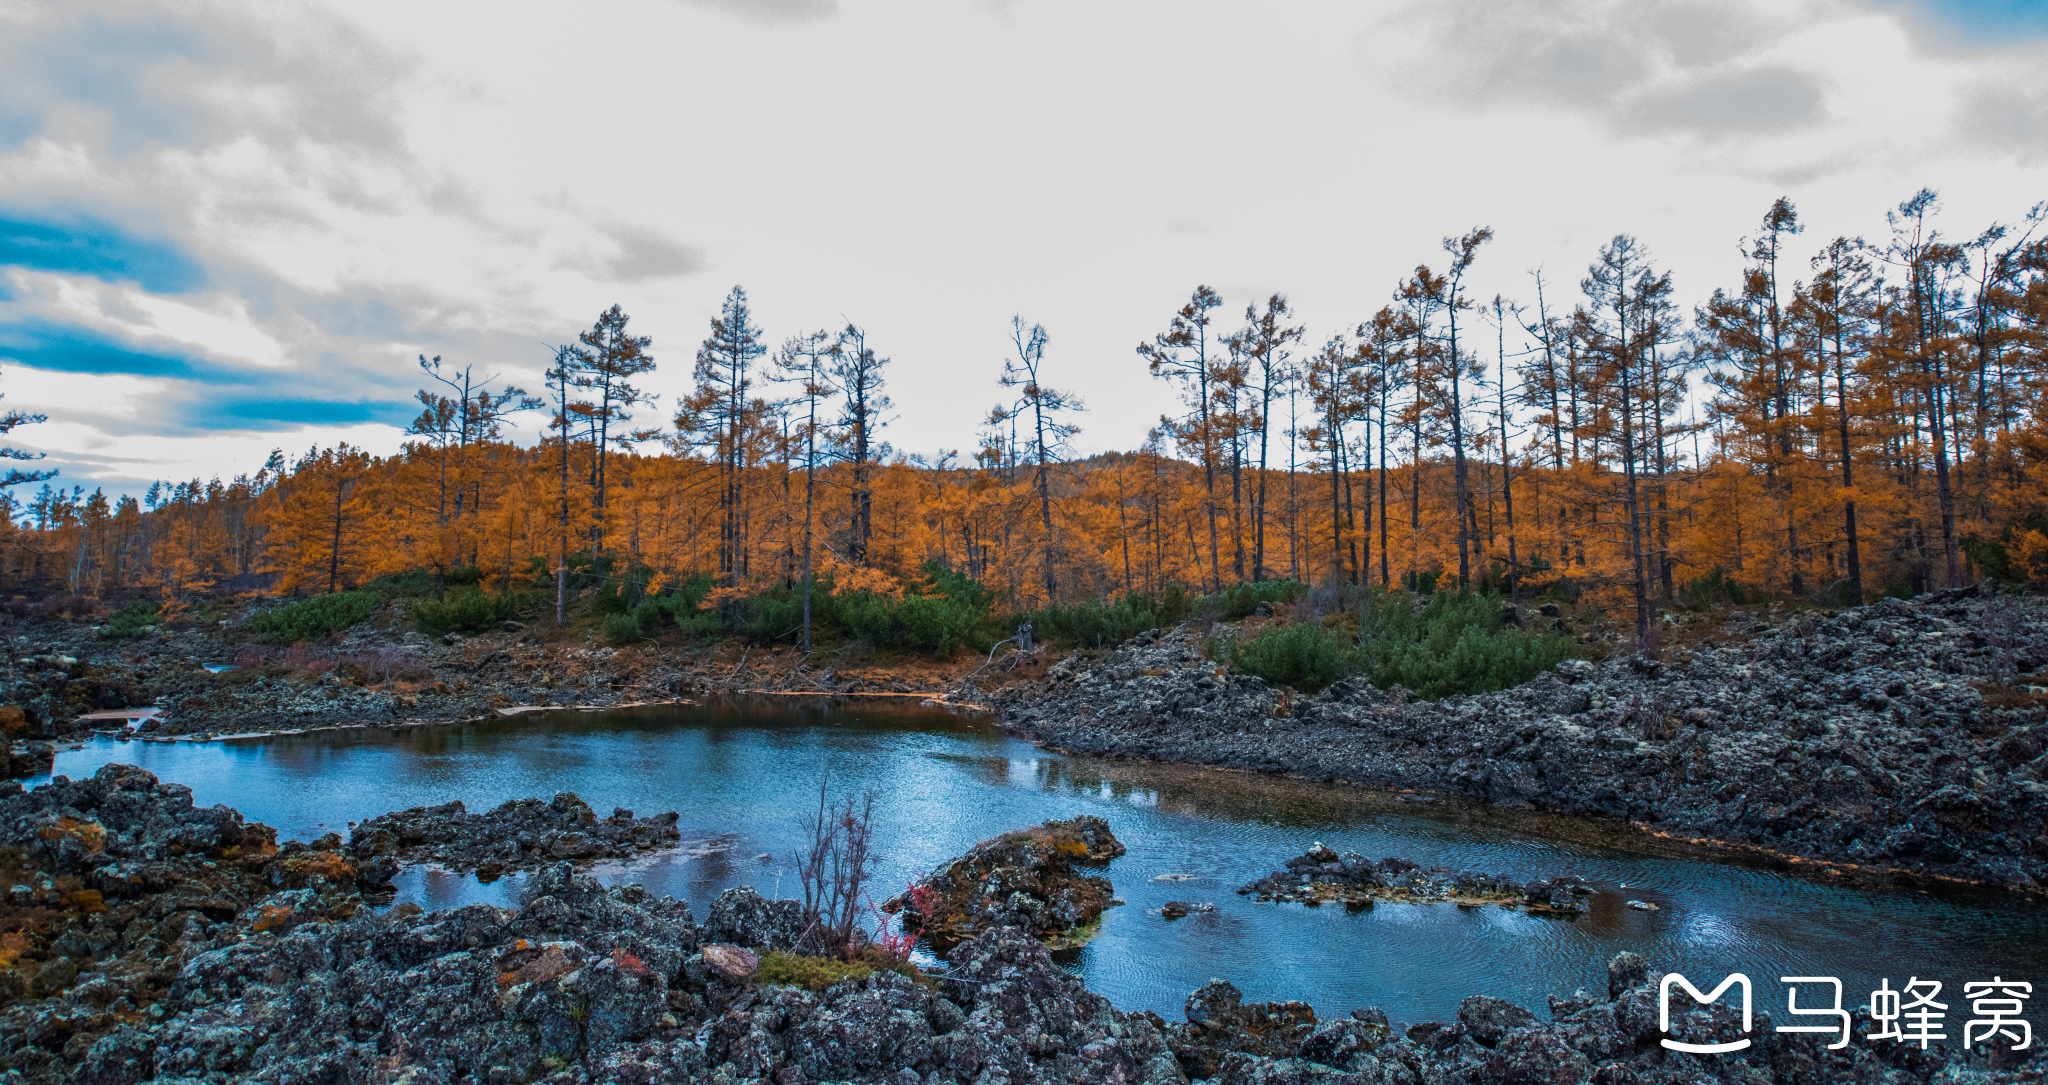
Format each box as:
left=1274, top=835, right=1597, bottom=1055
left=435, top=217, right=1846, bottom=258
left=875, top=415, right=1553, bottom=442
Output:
left=671, top=0, right=838, bottom=25
left=7, top=417, right=408, bottom=495
left=0, top=0, right=2044, bottom=501
left=18, top=272, right=283, bottom=366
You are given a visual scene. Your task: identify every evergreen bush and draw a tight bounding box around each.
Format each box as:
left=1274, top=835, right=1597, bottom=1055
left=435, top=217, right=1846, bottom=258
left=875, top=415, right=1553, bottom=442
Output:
left=414, top=588, right=524, bottom=638
left=599, top=611, right=644, bottom=646
left=1225, top=589, right=1578, bottom=699
left=1012, top=587, right=1194, bottom=648
left=674, top=610, right=726, bottom=638
left=1682, top=566, right=1748, bottom=608
left=1210, top=579, right=1306, bottom=620
left=1228, top=620, right=1351, bottom=692
left=1355, top=589, right=1575, bottom=699
left=99, top=600, right=162, bottom=639
left=244, top=591, right=381, bottom=644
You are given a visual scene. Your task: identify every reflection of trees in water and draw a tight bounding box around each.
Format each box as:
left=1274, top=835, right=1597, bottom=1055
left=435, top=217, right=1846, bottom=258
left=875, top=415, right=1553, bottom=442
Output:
left=1029, top=758, right=1160, bottom=810
left=1029, top=755, right=1368, bottom=828
left=925, top=753, right=1014, bottom=789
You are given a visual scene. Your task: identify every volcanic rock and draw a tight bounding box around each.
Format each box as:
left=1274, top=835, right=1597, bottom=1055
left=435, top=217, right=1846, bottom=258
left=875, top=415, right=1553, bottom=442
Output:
left=699, top=942, right=760, bottom=981
left=2, top=742, right=52, bottom=779
left=348, top=790, right=681, bottom=875
left=884, top=815, right=1124, bottom=953
left=1238, top=848, right=1561, bottom=910
left=992, top=590, right=2048, bottom=890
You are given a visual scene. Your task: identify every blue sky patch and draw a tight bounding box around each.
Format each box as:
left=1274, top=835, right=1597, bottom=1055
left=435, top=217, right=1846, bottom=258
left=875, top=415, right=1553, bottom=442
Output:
left=215, top=397, right=389, bottom=427
left=1885, top=0, right=2048, bottom=41
left=0, top=214, right=205, bottom=293
left=0, top=324, right=200, bottom=379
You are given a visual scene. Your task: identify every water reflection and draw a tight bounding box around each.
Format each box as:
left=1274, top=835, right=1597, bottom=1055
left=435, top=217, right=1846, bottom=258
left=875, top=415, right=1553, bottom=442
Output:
left=30, top=696, right=2045, bottom=1026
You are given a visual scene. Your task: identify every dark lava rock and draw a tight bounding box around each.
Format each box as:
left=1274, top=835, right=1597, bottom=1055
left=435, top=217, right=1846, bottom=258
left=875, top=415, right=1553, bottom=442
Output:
left=2, top=742, right=53, bottom=779
left=992, top=591, right=2048, bottom=891
left=1171, top=977, right=1320, bottom=1079
left=704, top=884, right=804, bottom=950
left=1458, top=993, right=1538, bottom=1046
left=349, top=790, right=682, bottom=876
left=1238, top=847, right=1540, bottom=909
left=885, top=815, right=1124, bottom=953
left=0, top=763, right=370, bottom=1053
left=1, top=654, right=146, bottom=738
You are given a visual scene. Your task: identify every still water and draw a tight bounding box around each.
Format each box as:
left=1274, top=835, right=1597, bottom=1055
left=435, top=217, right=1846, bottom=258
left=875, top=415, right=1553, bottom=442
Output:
left=28, top=697, right=2047, bottom=1025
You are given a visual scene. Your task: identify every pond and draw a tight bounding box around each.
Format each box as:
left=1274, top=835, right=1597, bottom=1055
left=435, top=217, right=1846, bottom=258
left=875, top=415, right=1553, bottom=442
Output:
left=28, top=697, right=2047, bottom=1026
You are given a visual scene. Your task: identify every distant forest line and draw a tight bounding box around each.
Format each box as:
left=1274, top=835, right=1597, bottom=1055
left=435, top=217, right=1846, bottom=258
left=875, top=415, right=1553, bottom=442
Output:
left=5, top=190, right=2047, bottom=646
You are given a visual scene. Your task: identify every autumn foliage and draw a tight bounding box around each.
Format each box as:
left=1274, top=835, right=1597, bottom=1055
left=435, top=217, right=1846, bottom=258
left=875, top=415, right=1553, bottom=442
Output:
left=3, top=191, right=2045, bottom=648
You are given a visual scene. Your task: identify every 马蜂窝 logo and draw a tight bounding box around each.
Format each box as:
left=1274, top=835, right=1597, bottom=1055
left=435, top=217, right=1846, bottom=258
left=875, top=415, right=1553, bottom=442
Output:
left=1658, top=974, right=2030, bottom=1054
left=1660, top=973, right=1753, bottom=1053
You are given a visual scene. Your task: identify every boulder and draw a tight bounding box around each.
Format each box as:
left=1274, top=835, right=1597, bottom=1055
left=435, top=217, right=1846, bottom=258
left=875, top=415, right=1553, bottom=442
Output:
left=886, top=816, right=1123, bottom=953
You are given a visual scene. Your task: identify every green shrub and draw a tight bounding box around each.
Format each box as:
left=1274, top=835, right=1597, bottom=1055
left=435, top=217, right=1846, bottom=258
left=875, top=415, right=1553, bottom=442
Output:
left=1229, top=620, right=1352, bottom=692
left=1355, top=589, right=1576, bottom=700
left=838, top=587, right=995, bottom=656
left=592, top=579, right=633, bottom=615
left=367, top=564, right=495, bottom=598
left=1013, top=587, right=1194, bottom=649
left=674, top=610, right=726, bottom=638
left=1208, top=579, right=1306, bottom=620
left=740, top=564, right=1004, bottom=655
left=753, top=948, right=923, bottom=992
left=367, top=569, right=442, bottom=597
left=1400, top=568, right=1441, bottom=595
left=414, top=588, right=524, bottom=638
left=743, top=584, right=808, bottom=642
left=244, top=591, right=380, bottom=644
left=100, top=600, right=162, bottom=639
left=599, top=612, right=644, bottom=646
left=630, top=598, right=666, bottom=634
left=1682, top=566, right=1748, bottom=608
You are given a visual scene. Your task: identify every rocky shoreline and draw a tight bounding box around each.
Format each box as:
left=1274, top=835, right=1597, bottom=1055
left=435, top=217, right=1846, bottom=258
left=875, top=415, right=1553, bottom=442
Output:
left=4, top=768, right=2042, bottom=1083
left=993, top=587, right=2048, bottom=893
left=1, top=613, right=1006, bottom=750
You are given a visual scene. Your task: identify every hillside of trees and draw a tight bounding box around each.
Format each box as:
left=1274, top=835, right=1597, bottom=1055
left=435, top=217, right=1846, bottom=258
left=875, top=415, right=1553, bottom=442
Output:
left=5, top=190, right=2046, bottom=656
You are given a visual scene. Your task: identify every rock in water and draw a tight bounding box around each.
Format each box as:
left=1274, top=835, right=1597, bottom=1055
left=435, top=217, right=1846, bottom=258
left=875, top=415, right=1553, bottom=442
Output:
left=884, top=815, right=1123, bottom=953
left=349, top=790, right=681, bottom=874
left=1238, top=846, right=1587, bottom=911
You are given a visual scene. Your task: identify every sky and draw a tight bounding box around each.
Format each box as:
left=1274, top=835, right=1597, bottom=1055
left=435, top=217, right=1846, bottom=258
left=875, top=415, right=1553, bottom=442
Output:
left=2, top=0, right=2046, bottom=501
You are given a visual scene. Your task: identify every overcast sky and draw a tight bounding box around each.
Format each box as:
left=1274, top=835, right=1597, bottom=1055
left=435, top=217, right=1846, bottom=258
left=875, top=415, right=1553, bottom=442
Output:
left=3, top=0, right=2046, bottom=500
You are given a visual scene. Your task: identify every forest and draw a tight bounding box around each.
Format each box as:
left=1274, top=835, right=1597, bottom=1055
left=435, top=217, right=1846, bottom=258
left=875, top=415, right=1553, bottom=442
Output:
left=5, top=190, right=2047, bottom=656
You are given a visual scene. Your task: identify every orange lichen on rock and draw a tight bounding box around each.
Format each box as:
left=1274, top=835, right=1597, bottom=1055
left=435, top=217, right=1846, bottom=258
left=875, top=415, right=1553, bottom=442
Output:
left=278, top=851, right=357, bottom=886
left=36, top=817, right=106, bottom=854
